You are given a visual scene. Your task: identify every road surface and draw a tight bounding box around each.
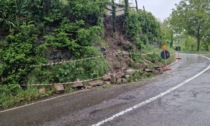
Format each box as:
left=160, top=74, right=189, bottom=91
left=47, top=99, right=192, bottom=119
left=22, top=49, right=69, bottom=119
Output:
left=0, top=53, right=210, bottom=126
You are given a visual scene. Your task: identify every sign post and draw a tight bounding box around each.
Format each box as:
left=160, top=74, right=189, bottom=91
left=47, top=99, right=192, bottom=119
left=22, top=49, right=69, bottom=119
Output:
left=160, top=45, right=171, bottom=71
left=175, top=46, right=182, bottom=60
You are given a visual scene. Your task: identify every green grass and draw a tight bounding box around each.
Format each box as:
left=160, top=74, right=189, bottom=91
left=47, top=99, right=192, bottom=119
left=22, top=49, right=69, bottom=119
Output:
left=0, top=85, right=53, bottom=109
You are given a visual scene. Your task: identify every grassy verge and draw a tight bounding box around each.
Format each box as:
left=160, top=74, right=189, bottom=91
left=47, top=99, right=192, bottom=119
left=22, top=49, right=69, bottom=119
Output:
left=0, top=85, right=54, bottom=110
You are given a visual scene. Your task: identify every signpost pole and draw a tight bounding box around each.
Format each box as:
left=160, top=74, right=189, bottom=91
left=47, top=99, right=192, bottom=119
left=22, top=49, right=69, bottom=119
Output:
left=161, top=45, right=171, bottom=71
left=176, top=46, right=182, bottom=60
left=164, top=50, right=167, bottom=66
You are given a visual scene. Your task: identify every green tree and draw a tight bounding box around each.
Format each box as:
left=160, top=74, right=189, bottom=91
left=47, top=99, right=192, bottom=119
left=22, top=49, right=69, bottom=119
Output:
left=169, top=0, right=210, bottom=51
left=161, top=20, right=173, bottom=47
left=125, top=9, right=162, bottom=49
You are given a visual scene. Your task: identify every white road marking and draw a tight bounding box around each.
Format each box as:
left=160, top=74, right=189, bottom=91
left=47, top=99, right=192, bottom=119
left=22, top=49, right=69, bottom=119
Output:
left=0, top=89, right=88, bottom=113
left=92, top=55, right=210, bottom=126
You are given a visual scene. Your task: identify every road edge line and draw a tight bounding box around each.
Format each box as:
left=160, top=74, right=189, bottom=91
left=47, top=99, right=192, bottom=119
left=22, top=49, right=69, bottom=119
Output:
left=0, top=89, right=89, bottom=113
left=92, top=55, right=210, bottom=126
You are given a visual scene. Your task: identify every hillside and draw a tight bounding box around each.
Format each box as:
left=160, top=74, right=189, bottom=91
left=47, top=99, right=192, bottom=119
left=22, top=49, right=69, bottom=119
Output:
left=0, top=0, right=175, bottom=109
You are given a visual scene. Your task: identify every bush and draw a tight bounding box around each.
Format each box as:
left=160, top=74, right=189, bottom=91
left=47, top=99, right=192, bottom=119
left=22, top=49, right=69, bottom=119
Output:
left=0, top=23, right=45, bottom=85
left=27, top=56, right=108, bottom=84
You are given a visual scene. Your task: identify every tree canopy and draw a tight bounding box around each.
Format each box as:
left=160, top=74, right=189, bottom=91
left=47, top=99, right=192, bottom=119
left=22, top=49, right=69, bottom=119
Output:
left=169, top=0, right=210, bottom=51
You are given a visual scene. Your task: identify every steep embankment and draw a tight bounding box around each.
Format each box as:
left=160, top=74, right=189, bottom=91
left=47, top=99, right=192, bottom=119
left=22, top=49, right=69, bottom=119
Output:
left=0, top=0, right=175, bottom=110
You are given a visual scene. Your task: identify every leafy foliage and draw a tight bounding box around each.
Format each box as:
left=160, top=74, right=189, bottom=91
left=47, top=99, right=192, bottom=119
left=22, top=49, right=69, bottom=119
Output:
left=0, top=0, right=108, bottom=87
left=0, top=23, right=45, bottom=85
left=27, top=57, right=108, bottom=84
left=0, top=0, right=174, bottom=109
left=0, top=0, right=109, bottom=109
left=169, top=0, right=210, bottom=51
left=125, top=10, right=162, bottom=49
left=64, top=0, right=108, bottom=25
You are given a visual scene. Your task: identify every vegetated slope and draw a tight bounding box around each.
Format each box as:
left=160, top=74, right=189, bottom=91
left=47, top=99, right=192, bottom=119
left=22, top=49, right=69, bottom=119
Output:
left=102, top=13, right=171, bottom=74
left=0, top=0, right=174, bottom=109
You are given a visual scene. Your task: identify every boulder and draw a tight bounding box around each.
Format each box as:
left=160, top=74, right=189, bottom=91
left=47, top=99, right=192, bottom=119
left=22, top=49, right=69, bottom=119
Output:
left=115, top=71, right=125, bottom=80
left=85, top=86, right=92, bottom=89
left=125, top=68, right=135, bottom=75
left=152, top=69, right=159, bottom=74
left=113, top=62, right=122, bottom=69
left=110, top=73, right=116, bottom=83
left=104, top=81, right=111, bottom=85
left=39, top=88, right=46, bottom=94
left=88, top=80, right=103, bottom=87
left=103, top=74, right=111, bottom=81
left=122, top=51, right=129, bottom=57
left=144, top=69, right=153, bottom=72
left=158, top=68, right=164, bottom=74
left=73, top=80, right=84, bottom=88
left=117, top=78, right=122, bottom=84
left=54, top=84, right=64, bottom=93
left=121, top=66, right=128, bottom=71
left=122, top=78, right=128, bottom=83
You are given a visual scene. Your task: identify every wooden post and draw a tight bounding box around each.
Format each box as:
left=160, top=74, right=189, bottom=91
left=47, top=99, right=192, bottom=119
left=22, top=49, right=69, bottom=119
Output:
left=112, top=0, right=116, bottom=32
left=124, top=0, right=129, bottom=35
left=143, top=6, right=148, bottom=39
left=135, top=0, right=138, bottom=11
left=124, top=0, right=129, bottom=17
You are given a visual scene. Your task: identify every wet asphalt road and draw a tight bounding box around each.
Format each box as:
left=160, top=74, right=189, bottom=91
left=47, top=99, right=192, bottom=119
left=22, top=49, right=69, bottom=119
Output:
left=0, top=54, right=210, bottom=126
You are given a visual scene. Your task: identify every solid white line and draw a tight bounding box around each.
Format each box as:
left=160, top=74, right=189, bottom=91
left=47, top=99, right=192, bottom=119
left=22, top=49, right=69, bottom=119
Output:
left=92, top=55, right=210, bottom=126
left=0, top=89, right=88, bottom=113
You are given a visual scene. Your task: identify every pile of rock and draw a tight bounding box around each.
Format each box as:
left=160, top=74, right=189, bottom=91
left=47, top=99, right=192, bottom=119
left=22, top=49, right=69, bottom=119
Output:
left=102, top=68, right=135, bottom=84
left=42, top=67, right=164, bottom=94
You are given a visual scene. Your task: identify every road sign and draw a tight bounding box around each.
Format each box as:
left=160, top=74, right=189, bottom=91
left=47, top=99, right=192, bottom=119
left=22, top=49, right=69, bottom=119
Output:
left=161, top=50, right=170, bottom=59
left=160, top=50, right=171, bottom=71
left=162, top=45, right=167, bottom=50
left=175, top=46, right=182, bottom=60
left=175, top=46, right=181, bottom=51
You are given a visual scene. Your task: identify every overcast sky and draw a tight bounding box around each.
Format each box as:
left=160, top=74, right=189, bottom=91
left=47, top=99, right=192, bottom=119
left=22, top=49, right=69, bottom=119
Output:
left=136, top=0, right=182, bottom=21
left=116, top=0, right=181, bottom=22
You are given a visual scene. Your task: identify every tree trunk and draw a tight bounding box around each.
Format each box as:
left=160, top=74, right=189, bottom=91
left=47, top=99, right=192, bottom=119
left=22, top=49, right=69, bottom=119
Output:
left=196, top=36, right=200, bottom=51
left=135, top=0, right=138, bottom=11
left=196, top=26, right=201, bottom=51
left=170, top=31, right=173, bottom=47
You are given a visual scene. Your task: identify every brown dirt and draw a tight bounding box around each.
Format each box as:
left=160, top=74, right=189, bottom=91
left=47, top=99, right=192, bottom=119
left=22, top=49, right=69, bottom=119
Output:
left=102, top=15, right=138, bottom=73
